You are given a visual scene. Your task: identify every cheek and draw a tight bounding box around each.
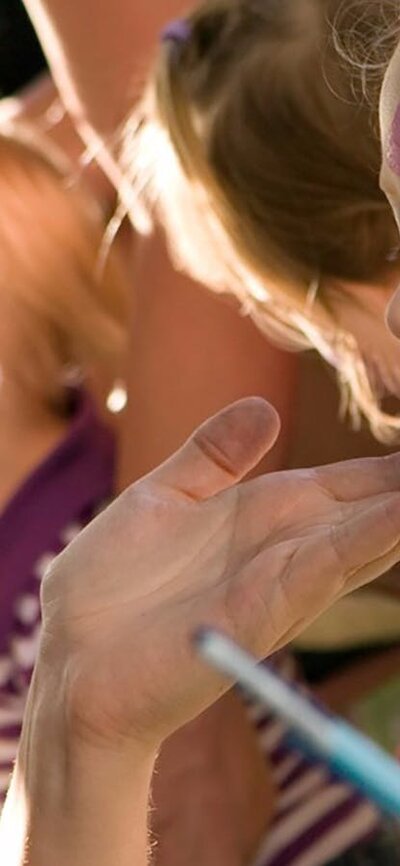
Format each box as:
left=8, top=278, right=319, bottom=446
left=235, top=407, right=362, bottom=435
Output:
left=387, top=104, right=400, bottom=178
left=330, top=289, right=395, bottom=357
left=386, top=286, right=400, bottom=339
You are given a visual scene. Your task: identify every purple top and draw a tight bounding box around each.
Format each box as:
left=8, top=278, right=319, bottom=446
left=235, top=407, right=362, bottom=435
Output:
left=0, top=389, right=115, bottom=801
left=0, top=389, right=115, bottom=650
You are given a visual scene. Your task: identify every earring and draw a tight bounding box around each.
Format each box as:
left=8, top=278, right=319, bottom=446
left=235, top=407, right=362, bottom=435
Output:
left=106, top=379, right=128, bottom=414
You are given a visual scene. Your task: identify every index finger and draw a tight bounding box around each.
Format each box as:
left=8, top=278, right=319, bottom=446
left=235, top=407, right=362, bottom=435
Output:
left=311, top=452, right=400, bottom=503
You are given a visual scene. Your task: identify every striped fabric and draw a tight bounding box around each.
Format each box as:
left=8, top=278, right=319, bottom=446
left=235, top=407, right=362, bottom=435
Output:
left=248, top=656, right=381, bottom=866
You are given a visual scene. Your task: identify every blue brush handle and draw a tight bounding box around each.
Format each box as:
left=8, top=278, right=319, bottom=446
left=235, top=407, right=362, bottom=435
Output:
left=328, top=720, right=400, bottom=816
left=195, top=628, right=400, bottom=817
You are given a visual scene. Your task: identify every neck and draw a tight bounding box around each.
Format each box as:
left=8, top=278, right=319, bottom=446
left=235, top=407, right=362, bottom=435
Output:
left=0, top=372, right=69, bottom=509
left=0, top=375, right=61, bottom=430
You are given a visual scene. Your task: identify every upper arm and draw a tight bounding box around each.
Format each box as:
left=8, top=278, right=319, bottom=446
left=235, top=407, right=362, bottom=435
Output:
left=118, top=234, right=298, bottom=487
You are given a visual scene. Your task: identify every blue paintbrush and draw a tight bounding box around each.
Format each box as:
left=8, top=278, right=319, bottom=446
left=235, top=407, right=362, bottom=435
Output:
left=195, top=628, right=400, bottom=817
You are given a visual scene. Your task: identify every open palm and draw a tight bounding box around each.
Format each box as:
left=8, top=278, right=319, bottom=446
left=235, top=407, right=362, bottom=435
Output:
left=41, top=398, right=400, bottom=748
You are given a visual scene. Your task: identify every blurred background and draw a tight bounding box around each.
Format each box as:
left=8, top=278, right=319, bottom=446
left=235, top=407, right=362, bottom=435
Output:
left=0, top=0, right=45, bottom=95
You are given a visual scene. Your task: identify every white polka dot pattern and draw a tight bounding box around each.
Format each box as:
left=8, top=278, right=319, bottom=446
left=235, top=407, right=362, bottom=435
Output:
left=11, top=625, right=42, bottom=670
left=0, top=659, right=12, bottom=688
left=61, top=523, right=82, bottom=545
left=34, top=553, right=56, bottom=581
left=14, top=595, right=40, bottom=626
left=0, top=523, right=84, bottom=806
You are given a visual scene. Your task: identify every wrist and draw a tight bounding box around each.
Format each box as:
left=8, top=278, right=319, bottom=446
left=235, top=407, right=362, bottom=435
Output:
left=2, top=657, right=158, bottom=866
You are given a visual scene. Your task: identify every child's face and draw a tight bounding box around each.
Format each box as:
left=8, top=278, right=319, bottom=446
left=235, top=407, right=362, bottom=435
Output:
left=325, top=275, right=400, bottom=401
left=380, top=39, right=400, bottom=343
left=321, top=37, right=400, bottom=403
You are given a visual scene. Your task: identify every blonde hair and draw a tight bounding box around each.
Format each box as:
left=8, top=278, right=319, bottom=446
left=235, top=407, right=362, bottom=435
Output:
left=124, top=0, right=400, bottom=441
left=0, top=125, right=129, bottom=407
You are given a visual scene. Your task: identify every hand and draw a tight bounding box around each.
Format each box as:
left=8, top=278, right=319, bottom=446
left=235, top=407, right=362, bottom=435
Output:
left=40, top=397, right=400, bottom=750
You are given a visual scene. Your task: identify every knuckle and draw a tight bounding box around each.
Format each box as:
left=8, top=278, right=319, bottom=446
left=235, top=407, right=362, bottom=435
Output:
left=193, top=429, right=239, bottom=480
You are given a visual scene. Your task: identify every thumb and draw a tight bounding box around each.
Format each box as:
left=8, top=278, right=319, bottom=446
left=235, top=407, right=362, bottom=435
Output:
left=149, top=397, right=280, bottom=501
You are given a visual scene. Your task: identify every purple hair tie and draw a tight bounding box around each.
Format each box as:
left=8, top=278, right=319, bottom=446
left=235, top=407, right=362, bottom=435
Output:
left=161, top=19, right=191, bottom=45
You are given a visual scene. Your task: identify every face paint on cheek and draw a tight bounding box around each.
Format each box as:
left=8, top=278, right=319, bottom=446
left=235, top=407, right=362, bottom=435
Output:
left=386, top=285, right=400, bottom=339
left=387, top=103, right=400, bottom=177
